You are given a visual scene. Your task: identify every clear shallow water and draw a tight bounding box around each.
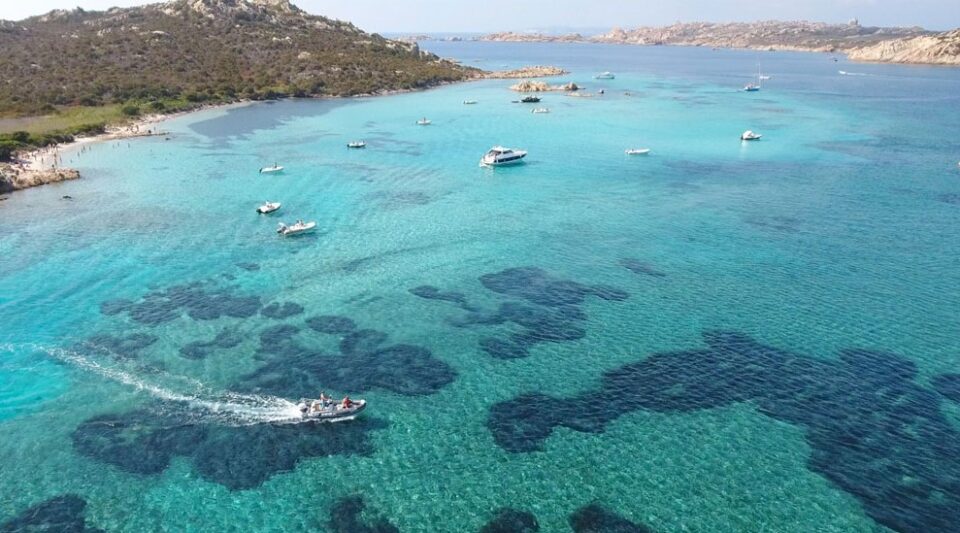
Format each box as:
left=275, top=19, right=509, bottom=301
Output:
left=1, top=42, right=959, bottom=532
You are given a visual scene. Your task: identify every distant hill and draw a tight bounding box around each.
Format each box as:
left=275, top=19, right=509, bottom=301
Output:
left=475, top=21, right=960, bottom=65
left=847, top=29, right=960, bottom=65
left=0, top=0, right=476, bottom=116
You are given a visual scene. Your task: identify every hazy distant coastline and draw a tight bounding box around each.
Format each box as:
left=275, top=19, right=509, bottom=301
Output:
left=402, top=20, right=960, bottom=66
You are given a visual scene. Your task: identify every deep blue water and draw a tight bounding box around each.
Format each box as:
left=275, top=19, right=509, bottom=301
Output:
left=1, top=41, right=959, bottom=532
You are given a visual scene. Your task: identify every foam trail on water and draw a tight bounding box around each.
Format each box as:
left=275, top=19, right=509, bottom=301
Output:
left=13, top=343, right=303, bottom=426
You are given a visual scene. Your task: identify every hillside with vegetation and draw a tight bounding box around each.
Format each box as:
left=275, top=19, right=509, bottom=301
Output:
left=0, top=0, right=475, bottom=159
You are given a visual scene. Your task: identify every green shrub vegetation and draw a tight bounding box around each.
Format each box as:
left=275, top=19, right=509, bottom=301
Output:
left=0, top=0, right=476, bottom=158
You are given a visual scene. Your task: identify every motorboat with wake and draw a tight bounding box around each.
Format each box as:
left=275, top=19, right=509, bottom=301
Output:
left=257, top=201, right=281, bottom=214
left=347, top=141, right=366, bottom=149
left=595, top=72, right=616, bottom=80
left=625, top=148, right=651, bottom=156
left=741, top=130, right=762, bottom=141
left=417, top=118, right=432, bottom=125
left=480, top=146, right=528, bottom=167
left=260, top=163, right=284, bottom=174
left=297, top=395, right=366, bottom=422
left=277, top=220, right=317, bottom=236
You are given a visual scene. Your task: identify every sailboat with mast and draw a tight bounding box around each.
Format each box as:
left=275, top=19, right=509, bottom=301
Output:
left=744, top=63, right=763, bottom=92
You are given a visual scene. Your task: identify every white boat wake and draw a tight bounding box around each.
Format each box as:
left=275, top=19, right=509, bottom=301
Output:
left=4, top=342, right=303, bottom=426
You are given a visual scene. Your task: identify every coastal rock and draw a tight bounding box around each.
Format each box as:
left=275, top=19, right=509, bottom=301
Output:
left=848, top=29, right=960, bottom=65
left=0, top=167, right=79, bottom=194
left=485, top=65, right=569, bottom=79
left=509, top=80, right=580, bottom=93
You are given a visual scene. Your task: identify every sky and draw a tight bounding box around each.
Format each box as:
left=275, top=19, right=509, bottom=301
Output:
left=1, top=0, right=958, bottom=32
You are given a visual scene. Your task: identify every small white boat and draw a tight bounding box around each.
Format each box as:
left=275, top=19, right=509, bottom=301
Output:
left=347, top=141, right=366, bottom=149
left=257, top=201, right=281, bottom=214
left=531, top=107, right=550, bottom=114
left=480, top=146, right=528, bottom=167
left=759, top=75, right=771, bottom=81
left=297, top=396, right=366, bottom=422
left=259, top=164, right=284, bottom=174
left=625, top=148, right=651, bottom=156
left=595, top=72, right=615, bottom=80
left=417, top=118, right=432, bottom=125
left=741, top=130, right=762, bottom=141
left=463, top=100, right=478, bottom=105
left=277, top=220, right=317, bottom=236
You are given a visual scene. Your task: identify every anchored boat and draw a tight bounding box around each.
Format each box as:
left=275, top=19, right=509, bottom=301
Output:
left=277, top=220, right=317, bottom=236
left=595, top=72, right=616, bottom=80
left=625, top=148, right=651, bottom=156
left=257, top=201, right=281, bottom=214
left=741, top=130, right=762, bottom=141
left=519, top=95, right=541, bottom=103
left=480, top=146, right=528, bottom=167
left=259, top=163, right=284, bottom=174
left=417, top=118, right=432, bottom=125
left=347, top=141, right=366, bottom=149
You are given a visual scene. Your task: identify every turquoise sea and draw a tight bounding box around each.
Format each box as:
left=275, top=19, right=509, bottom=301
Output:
left=2, top=42, right=960, bottom=532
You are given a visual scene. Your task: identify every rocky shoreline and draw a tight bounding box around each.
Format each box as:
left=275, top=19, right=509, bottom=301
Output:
left=472, top=21, right=960, bottom=66
left=0, top=168, right=80, bottom=194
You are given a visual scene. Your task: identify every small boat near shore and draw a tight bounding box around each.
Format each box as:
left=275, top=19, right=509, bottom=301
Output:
left=257, top=201, right=281, bottom=214
left=480, top=146, right=527, bottom=167
left=277, top=220, right=316, bottom=236
left=595, top=72, right=615, bottom=80
left=625, top=148, right=651, bottom=156
left=519, top=95, right=541, bottom=103
left=297, top=396, right=366, bottom=422
left=417, top=118, right=432, bottom=125
left=259, top=163, right=284, bottom=174
left=531, top=107, right=550, bottom=114
left=741, top=130, right=762, bottom=141
left=347, top=141, right=366, bottom=149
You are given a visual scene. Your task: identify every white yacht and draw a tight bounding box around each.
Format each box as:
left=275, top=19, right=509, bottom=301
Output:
left=463, top=100, right=478, bottom=105
left=259, top=164, right=284, bottom=174
left=595, top=72, right=616, bottom=80
left=347, top=141, right=366, bottom=149
left=741, top=130, right=762, bottom=141
left=277, top=220, right=317, bottom=236
left=531, top=107, right=550, bottom=114
left=417, top=118, right=432, bottom=125
left=480, top=146, right=528, bottom=167
left=625, top=148, right=651, bottom=156
left=257, top=201, right=281, bottom=214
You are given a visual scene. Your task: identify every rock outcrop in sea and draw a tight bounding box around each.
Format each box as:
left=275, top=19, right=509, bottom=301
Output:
left=0, top=167, right=80, bottom=194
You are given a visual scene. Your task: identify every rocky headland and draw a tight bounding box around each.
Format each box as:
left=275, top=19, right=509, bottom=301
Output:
left=476, top=21, right=960, bottom=65
left=483, top=66, right=569, bottom=79
left=847, top=29, right=960, bottom=65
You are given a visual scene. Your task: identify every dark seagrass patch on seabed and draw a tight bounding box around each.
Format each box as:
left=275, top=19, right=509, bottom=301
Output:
left=306, top=315, right=357, bottom=334
left=81, top=333, right=158, bottom=360
left=98, top=282, right=261, bottom=325
left=412, top=267, right=628, bottom=359
left=71, top=407, right=386, bottom=491
left=0, top=494, right=104, bottom=533
left=487, top=331, right=960, bottom=533
left=327, top=495, right=399, bottom=533
left=932, top=373, right=960, bottom=403
left=618, top=258, right=667, bottom=278
left=179, top=329, right=243, bottom=360
left=569, top=503, right=654, bottom=533
left=244, top=318, right=456, bottom=396
left=479, top=508, right=539, bottom=533
left=261, top=301, right=305, bottom=319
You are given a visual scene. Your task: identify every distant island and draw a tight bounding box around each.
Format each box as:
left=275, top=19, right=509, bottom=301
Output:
left=461, top=20, right=960, bottom=65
